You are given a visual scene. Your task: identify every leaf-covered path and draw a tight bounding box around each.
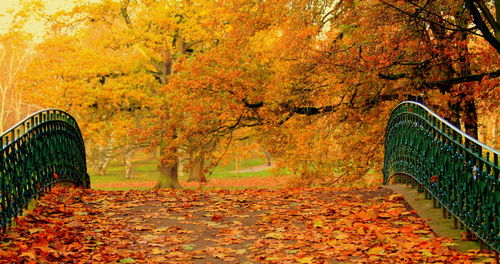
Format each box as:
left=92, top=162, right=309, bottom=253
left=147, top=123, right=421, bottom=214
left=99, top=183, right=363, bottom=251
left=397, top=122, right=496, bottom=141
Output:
left=0, top=187, right=479, bottom=263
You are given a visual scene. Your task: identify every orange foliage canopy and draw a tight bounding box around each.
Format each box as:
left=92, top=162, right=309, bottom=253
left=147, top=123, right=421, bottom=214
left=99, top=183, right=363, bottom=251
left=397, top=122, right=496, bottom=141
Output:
left=15, top=0, right=499, bottom=185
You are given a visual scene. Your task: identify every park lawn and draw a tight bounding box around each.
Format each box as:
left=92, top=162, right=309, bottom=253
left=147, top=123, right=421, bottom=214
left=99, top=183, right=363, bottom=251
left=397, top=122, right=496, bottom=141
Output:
left=90, top=156, right=275, bottom=191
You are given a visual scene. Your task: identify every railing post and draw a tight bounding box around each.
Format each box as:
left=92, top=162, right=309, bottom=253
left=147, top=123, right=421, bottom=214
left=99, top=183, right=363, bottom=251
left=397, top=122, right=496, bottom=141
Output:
left=494, top=153, right=498, bottom=179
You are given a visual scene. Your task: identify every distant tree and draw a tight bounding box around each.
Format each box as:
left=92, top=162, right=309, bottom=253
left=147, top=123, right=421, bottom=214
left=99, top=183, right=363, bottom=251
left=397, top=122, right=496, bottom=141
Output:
left=0, top=32, right=30, bottom=132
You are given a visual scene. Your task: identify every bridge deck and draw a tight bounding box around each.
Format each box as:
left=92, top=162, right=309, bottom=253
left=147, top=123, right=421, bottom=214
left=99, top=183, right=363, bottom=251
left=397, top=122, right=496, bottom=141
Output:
left=0, top=187, right=489, bottom=263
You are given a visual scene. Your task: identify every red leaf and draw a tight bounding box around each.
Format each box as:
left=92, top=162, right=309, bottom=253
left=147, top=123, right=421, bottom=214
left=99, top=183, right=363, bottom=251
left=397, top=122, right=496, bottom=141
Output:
left=211, top=214, right=224, bottom=222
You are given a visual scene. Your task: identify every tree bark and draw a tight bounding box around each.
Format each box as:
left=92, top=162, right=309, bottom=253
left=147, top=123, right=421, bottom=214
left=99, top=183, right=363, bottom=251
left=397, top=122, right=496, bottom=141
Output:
left=154, top=42, right=180, bottom=188
left=155, top=133, right=181, bottom=189
left=447, top=101, right=462, bottom=129
left=264, top=151, right=272, bottom=166
left=97, top=156, right=110, bottom=175
left=124, top=149, right=134, bottom=179
left=456, top=15, right=479, bottom=139
left=155, top=161, right=181, bottom=189
left=493, top=116, right=498, bottom=148
left=463, top=99, right=478, bottom=138
left=187, top=153, right=206, bottom=182
left=0, top=86, right=6, bottom=132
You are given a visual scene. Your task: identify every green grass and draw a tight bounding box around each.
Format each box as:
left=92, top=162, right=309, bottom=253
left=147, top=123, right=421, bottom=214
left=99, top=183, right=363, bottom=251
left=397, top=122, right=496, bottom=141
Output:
left=207, top=157, right=271, bottom=179
left=90, top=160, right=159, bottom=185
left=96, top=187, right=154, bottom=191
left=207, top=168, right=271, bottom=179
left=214, top=158, right=267, bottom=171
left=90, top=156, right=273, bottom=190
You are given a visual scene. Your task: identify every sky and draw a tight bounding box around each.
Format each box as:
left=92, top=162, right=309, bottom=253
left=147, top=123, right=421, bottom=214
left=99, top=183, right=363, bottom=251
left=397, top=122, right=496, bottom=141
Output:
left=0, top=0, right=94, bottom=39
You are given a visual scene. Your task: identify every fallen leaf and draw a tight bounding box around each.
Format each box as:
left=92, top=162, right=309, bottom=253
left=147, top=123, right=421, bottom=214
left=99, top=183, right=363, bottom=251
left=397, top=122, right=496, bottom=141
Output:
left=367, top=247, right=385, bottom=255
left=265, top=232, right=284, bottom=239
left=119, top=258, right=135, bottom=263
left=298, top=256, right=314, bottom=263
left=181, top=244, right=195, bottom=250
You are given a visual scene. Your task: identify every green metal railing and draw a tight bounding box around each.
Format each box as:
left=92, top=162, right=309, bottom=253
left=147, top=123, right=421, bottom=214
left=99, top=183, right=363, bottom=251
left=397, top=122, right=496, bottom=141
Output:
left=0, top=109, right=89, bottom=228
left=383, top=101, right=499, bottom=252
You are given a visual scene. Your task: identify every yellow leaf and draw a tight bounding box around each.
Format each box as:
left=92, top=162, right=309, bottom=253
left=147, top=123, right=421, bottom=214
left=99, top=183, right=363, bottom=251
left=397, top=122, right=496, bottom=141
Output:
left=313, top=219, right=323, bottom=228
left=28, top=228, right=44, bottom=234
left=335, top=233, right=350, bottom=240
left=265, top=232, right=284, bottom=239
left=151, top=248, right=163, bottom=255
left=298, top=256, right=314, bottom=264
left=367, top=247, right=385, bottom=255
left=388, top=194, right=404, bottom=201
left=20, top=251, right=36, bottom=259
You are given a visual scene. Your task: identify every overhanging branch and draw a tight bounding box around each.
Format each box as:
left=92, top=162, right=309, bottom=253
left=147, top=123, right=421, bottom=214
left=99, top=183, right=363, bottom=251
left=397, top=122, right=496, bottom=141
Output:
left=378, top=73, right=407, bottom=80
left=292, top=105, right=339, bottom=116
left=422, top=69, right=500, bottom=91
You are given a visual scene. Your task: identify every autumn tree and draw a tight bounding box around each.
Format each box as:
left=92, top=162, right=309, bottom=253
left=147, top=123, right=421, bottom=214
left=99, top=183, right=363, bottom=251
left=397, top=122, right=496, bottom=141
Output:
left=115, top=0, right=229, bottom=188
left=164, top=0, right=498, bottom=185
left=19, top=1, right=158, bottom=179
left=0, top=31, right=31, bottom=132
left=19, top=0, right=227, bottom=187
left=162, top=0, right=358, bottom=184
left=309, top=0, right=498, bottom=180
left=376, top=0, right=500, bottom=138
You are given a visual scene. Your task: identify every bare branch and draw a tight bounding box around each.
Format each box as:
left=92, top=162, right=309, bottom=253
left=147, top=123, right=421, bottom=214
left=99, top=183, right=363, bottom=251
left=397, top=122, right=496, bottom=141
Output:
left=120, top=0, right=132, bottom=27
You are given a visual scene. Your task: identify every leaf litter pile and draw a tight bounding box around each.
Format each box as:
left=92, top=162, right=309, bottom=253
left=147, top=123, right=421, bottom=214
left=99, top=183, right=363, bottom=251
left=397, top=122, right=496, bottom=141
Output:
left=0, top=187, right=489, bottom=263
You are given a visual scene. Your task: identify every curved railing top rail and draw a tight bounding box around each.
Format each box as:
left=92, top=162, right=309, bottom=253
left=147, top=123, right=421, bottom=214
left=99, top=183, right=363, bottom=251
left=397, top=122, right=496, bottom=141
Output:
left=1, top=109, right=82, bottom=149
left=388, top=101, right=499, bottom=173
left=390, top=101, right=499, bottom=155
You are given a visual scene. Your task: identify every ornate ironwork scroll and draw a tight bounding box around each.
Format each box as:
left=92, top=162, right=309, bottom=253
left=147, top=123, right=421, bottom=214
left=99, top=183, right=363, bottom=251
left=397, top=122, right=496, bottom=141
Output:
left=0, top=109, right=89, bottom=228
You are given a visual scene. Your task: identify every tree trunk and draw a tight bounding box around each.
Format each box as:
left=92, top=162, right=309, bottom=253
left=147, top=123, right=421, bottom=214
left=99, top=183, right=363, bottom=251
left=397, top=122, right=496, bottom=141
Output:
left=95, top=143, right=112, bottom=175
left=14, top=93, right=22, bottom=123
left=497, top=0, right=500, bottom=41
left=0, top=83, right=8, bottom=133
left=124, top=149, right=134, bottom=179
left=178, top=152, right=184, bottom=178
left=264, top=151, right=272, bottom=166
left=155, top=161, right=181, bottom=189
left=155, top=134, right=181, bottom=189
left=154, top=37, right=187, bottom=189
left=463, top=99, right=478, bottom=138
left=235, top=155, right=240, bottom=172
left=150, top=146, right=158, bottom=160
left=456, top=23, right=479, bottom=139
left=447, top=101, right=462, bottom=129
left=187, top=153, right=206, bottom=182
left=493, top=116, right=498, bottom=149
left=97, top=156, right=110, bottom=175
